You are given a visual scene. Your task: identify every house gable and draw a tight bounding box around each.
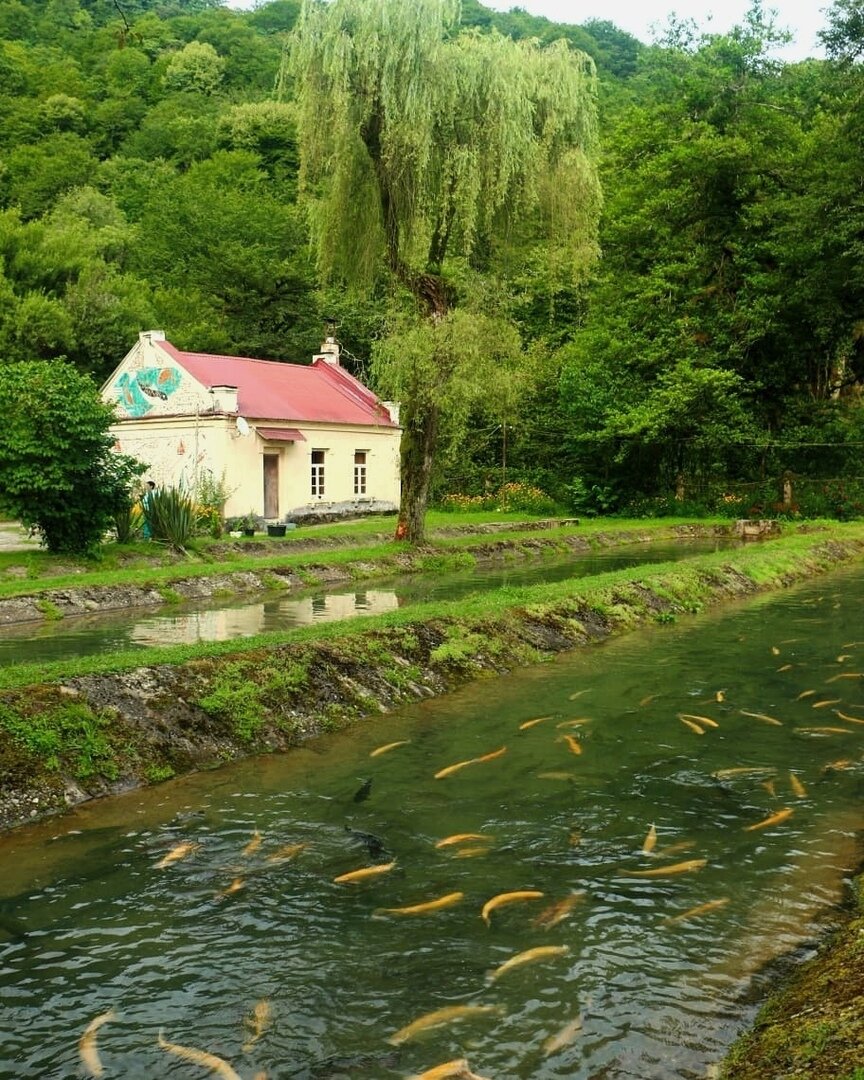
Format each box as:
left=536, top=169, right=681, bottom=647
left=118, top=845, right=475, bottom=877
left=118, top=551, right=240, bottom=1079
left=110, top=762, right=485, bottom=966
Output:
left=103, top=332, right=211, bottom=421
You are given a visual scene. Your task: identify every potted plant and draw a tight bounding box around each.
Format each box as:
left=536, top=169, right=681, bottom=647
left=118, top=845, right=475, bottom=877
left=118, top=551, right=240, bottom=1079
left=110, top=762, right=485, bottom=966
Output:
left=266, top=521, right=287, bottom=538
left=241, top=512, right=257, bottom=537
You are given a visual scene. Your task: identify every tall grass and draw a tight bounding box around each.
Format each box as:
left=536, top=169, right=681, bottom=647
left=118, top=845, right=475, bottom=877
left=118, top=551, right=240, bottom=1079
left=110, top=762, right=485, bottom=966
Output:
left=143, top=486, right=196, bottom=551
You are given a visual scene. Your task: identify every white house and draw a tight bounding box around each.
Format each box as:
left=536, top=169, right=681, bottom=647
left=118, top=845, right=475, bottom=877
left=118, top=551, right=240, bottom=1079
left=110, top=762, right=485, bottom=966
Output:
left=102, top=332, right=401, bottom=522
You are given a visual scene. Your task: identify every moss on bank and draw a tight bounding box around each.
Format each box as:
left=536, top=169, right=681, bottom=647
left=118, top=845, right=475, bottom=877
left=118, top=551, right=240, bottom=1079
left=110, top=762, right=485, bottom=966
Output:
left=718, top=873, right=864, bottom=1080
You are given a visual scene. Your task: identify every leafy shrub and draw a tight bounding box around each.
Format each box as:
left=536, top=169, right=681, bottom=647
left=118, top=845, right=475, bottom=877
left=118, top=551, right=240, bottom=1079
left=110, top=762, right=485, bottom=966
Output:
left=497, top=481, right=557, bottom=514
left=195, top=469, right=235, bottom=538
left=439, top=492, right=496, bottom=512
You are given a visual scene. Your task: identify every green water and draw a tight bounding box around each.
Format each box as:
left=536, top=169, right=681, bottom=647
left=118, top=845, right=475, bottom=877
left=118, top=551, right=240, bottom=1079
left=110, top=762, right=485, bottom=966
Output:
left=2, top=564, right=864, bottom=1079
left=0, top=538, right=734, bottom=667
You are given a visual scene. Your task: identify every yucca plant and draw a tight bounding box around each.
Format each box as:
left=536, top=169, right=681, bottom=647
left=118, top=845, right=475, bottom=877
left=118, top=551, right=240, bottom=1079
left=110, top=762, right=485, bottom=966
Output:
left=142, top=485, right=196, bottom=551
left=113, top=499, right=144, bottom=544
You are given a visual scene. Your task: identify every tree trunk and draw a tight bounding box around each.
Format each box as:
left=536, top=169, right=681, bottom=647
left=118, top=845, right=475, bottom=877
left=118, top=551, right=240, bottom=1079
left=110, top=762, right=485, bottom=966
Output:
left=395, top=399, right=439, bottom=544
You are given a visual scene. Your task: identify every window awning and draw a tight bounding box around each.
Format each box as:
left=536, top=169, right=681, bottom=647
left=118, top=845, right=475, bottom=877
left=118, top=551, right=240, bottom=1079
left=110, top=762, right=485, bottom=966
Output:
left=257, top=427, right=306, bottom=442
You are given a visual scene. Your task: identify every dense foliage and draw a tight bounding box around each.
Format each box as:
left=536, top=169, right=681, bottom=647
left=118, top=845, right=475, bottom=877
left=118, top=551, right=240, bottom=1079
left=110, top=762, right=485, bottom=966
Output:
left=0, top=0, right=862, bottom=521
left=0, top=360, right=143, bottom=553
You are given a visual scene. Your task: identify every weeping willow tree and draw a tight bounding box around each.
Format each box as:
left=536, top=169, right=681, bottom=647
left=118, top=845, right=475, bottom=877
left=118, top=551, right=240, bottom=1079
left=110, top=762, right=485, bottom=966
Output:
left=291, top=0, right=601, bottom=542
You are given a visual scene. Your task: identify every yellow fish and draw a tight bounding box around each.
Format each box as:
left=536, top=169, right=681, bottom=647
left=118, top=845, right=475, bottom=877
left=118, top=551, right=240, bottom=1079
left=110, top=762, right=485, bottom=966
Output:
left=453, top=846, right=491, bottom=858
left=833, top=711, right=864, bottom=725
left=680, top=717, right=705, bottom=735
left=712, top=766, right=776, bottom=780
left=641, top=824, right=657, bottom=854
left=532, top=893, right=585, bottom=929
left=822, top=758, right=855, bottom=773
left=370, top=740, right=411, bottom=757
left=542, top=1014, right=583, bottom=1056
left=537, top=771, right=575, bottom=781
left=482, top=890, right=544, bottom=925
left=79, top=1009, right=116, bottom=1078
left=657, top=839, right=696, bottom=857
left=434, top=746, right=507, bottom=779
left=266, top=843, right=307, bottom=863
left=568, top=689, right=591, bottom=700
left=744, top=807, right=794, bottom=832
left=715, top=691, right=725, bottom=703
left=776, top=663, right=793, bottom=672
left=157, top=1031, right=242, bottom=1080
left=740, top=710, right=783, bottom=726
left=556, top=718, right=591, bottom=729
left=795, top=726, right=853, bottom=735
left=375, top=892, right=464, bottom=916
left=679, top=713, right=719, bottom=729
left=825, top=672, right=863, bottom=683
left=487, top=944, right=569, bottom=982
left=435, top=833, right=493, bottom=849
left=812, top=699, right=842, bottom=709
left=408, top=1059, right=491, bottom=1080
left=154, top=841, right=200, bottom=869
left=665, top=898, right=730, bottom=924
left=797, top=690, right=817, bottom=700
left=215, top=877, right=246, bottom=900
left=837, top=654, right=852, bottom=662
left=771, top=646, right=780, bottom=655
left=562, top=734, right=583, bottom=755
left=388, top=1005, right=504, bottom=1046
left=760, top=779, right=777, bottom=797
left=519, top=716, right=551, bottom=730
left=624, top=859, right=707, bottom=877
left=639, top=694, right=658, bottom=707
left=242, top=830, right=263, bottom=857
left=789, top=772, right=807, bottom=798
left=242, top=999, right=272, bottom=1052
left=333, top=860, right=396, bottom=884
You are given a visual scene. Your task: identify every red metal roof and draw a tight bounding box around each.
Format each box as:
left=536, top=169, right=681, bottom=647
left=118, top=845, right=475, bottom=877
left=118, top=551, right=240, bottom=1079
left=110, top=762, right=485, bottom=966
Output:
left=159, top=342, right=398, bottom=428
left=257, top=427, right=306, bottom=442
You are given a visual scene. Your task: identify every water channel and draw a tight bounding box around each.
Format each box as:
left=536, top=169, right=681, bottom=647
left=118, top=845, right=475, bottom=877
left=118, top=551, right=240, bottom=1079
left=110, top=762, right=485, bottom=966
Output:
left=0, top=539, right=735, bottom=667
left=2, top=558, right=864, bottom=1078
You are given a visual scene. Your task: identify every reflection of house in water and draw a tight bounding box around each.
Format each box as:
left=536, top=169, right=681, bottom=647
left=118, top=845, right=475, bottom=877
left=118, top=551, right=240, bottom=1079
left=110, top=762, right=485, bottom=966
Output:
left=128, top=590, right=400, bottom=647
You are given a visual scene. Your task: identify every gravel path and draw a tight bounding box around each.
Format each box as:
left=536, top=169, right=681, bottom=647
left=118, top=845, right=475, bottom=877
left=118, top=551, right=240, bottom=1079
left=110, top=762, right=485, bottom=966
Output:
left=0, top=522, right=39, bottom=552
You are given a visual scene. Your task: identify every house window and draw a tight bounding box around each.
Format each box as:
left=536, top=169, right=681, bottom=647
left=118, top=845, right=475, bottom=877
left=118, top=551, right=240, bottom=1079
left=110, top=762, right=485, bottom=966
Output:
left=311, top=449, right=325, bottom=497
left=354, top=450, right=367, bottom=495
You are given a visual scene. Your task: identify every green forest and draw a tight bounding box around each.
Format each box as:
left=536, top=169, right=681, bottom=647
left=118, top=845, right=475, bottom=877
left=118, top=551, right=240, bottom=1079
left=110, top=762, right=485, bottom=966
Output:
left=2, top=0, right=863, bottom=521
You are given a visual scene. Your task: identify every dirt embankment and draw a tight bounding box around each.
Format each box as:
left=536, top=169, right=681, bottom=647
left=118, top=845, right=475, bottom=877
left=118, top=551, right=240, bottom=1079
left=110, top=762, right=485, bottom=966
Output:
left=0, top=524, right=727, bottom=625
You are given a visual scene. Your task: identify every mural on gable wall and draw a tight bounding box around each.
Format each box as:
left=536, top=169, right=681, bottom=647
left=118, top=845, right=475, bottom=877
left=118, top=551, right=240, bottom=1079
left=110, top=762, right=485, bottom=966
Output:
left=115, top=367, right=183, bottom=418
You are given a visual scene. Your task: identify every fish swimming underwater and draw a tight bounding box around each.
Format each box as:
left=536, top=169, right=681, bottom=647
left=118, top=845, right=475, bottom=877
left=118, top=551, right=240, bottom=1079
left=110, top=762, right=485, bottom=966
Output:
left=519, top=716, right=551, bottom=730
left=664, top=898, right=730, bottom=924
left=369, top=740, right=411, bottom=757
left=623, top=858, right=707, bottom=877
left=242, top=830, right=263, bottom=857
left=154, top=841, right=200, bottom=869
left=744, top=807, right=794, bottom=832
left=242, top=998, right=272, bottom=1052
left=79, top=1009, right=116, bottom=1078
left=266, top=842, right=307, bottom=863
left=542, top=1013, right=584, bottom=1056
left=434, top=747, right=507, bottom=779
left=789, top=772, right=808, bottom=798
left=387, top=1005, right=504, bottom=1046
left=679, top=713, right=719, bottom=729
left=561, top=734, right=583, bottom=755
left=435, top=833, right=493, bottom=849
left=641, top=824, right=657, bottom=855
left=157, top=1031, right=242, bottom=1080
left=740, top=710, right=783, bottom=726
left=481, top=889, right=544, bottom=925
left=532, top=893, right=585, bottom=929
left=345, top=826, right=389, bottom=860
left=487, top=944, right=569, bottom=982
left=352, top=778, right=373, bottom=803
left=375, top=892, right=464, bottom=916
left=408, top=1059, right=491, bottom=1080
left=333, top=860, right=396, bottom=884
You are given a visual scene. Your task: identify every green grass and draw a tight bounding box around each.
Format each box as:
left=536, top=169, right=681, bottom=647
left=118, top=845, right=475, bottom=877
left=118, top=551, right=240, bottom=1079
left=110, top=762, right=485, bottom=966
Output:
left=2, top=524, right=862, bottom=691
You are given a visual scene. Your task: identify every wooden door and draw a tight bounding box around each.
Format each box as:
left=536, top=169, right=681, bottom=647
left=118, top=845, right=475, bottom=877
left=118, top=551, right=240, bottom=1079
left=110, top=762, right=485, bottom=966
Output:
left=263, top=454, right=279, bottom=519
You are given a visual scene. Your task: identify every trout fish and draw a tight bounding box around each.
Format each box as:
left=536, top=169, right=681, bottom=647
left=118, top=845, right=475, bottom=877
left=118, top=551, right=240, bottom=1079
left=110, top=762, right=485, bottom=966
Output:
left=679, top=713, right=719, bottom=729
left=519, top=716, right=551, bottom=730
left=79, top=1009, right=116, bottom=1078
left=154, top=841, right=200, bottom=869
left=435, top=833, right=493, bottom=848
left=712, top=767, right=776, bottom=780
left=623, top=859, right=707, bottom=877
left=542, top=1014, right=583, bottom=1056
left=812, top=699, right=842, bottom=709
left=370, top=740, right=410, bottom=757
left=665, top=897, right=730, bottom=924
left=795, top=726, right=853, bottom=735
left=562, top=734, right=582, bottom=755
left=409, top=1059, right=491, bottom=1080
left=434, top=747, right=507, bottom=779
left=375, top=892, right=464, bottom=916
left=157, top=1031, right=243, bottom=1080
left=387, top=1005, right=504, bottom=1046
left=242, top=999, right=272, bottom=1052
left=333, top=860, right=396, bottom=884
left=744, top=807, right=794, bottom=832
left=242, top=830, right=262, bottom=857
left=532, top=892, right=585, bottom=929
left=453, top=846, right=491, bottom=858
left=487, top=944, right=569, bottom=982
left=641, top=823, right=657, bottom=855
left=740, top=710, right=783, bottom=726
left=833, top=711, right=864, bottom=725
left=266, top=843, right=307, bottom=863
left=481, top=889, right=544, bottom=925
left=680, top=717, right=705, bottom=735
left=789, top=772, right=807, bottom=798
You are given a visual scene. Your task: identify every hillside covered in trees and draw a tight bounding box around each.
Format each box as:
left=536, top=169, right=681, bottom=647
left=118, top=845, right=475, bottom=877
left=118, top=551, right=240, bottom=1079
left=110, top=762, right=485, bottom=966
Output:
left=2, top=0, right=863, bottom=518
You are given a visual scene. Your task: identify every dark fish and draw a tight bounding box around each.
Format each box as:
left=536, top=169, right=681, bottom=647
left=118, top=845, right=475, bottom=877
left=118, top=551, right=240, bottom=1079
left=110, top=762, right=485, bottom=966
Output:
left=0, top=911, right=28, bottom=940
left=352, top=778, right=373, bottom=803
left=344, top=826, right=389, bottom=860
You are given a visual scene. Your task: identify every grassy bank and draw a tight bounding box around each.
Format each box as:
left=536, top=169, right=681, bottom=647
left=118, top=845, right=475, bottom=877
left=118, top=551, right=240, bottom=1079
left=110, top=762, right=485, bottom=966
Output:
left=718, top=873, right=864, bottom=1080
left=0, top=513, right=723, bottom=601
